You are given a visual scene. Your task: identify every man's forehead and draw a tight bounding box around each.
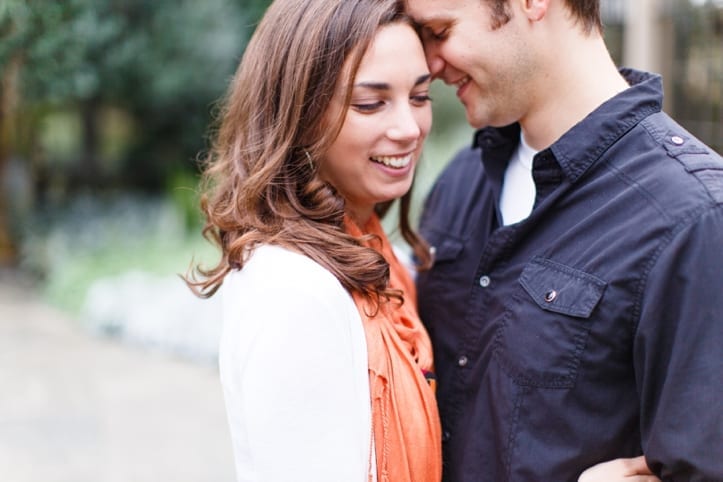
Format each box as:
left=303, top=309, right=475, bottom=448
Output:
left=405, top=0, right=458, bottom=25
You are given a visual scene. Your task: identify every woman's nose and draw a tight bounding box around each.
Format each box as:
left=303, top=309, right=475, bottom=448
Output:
left=386, top=104, right=422, bottom=141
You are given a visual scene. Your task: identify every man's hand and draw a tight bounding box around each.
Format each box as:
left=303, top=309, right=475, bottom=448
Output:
left=579, top=456, right=660, bottom=482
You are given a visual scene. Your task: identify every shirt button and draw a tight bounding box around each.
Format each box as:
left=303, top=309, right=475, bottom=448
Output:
left=671, top=135, right=685, bottom=145
left=479, top=275, right=491, bottom=288
left=457, top=355, right=468, bottom=367
left=442, top=430, right=451, bottom=442
left=544, top=290, right=558, bottom=302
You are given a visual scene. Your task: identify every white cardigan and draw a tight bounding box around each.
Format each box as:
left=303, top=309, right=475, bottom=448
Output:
left=219, top=244, right=374, bottom=482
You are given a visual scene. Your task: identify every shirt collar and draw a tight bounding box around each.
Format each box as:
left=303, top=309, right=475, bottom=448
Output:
left=473, top=69, right=663, bottom=183
left=551, top=68, right=662, bottom=182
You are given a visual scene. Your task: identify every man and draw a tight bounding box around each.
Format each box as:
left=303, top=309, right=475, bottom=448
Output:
left=405, top=0, right=723, bottom=480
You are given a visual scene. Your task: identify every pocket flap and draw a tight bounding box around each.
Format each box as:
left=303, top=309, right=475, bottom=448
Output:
left=519, top=257, right=606, bottom=318
left=430, top=237, right=464, bottom=263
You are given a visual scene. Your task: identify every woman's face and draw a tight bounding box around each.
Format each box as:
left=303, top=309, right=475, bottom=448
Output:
left=319, top=22, right=432, bottom=223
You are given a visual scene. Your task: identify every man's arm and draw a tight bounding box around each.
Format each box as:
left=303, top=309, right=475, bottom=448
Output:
left=635, top=205, right=723, bottom=481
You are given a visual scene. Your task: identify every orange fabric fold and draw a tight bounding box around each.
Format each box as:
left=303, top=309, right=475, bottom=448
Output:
left=345, top=214, right=442, bottom=482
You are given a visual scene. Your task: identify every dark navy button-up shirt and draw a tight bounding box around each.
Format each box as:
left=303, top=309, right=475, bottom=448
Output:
left=417, top=69, right=723, bottom=482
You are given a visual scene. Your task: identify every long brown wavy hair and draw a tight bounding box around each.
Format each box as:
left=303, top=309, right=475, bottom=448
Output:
left=186, top=0, right=431, bottom=306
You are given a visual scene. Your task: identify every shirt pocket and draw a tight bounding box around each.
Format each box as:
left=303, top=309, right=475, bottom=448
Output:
left=493, top=256, right=607, bottom=389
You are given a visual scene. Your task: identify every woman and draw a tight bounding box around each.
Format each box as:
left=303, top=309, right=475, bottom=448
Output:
left=186, top=0, right=441, bottom=480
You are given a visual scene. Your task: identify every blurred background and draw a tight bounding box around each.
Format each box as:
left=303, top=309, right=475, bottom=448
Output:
left=0, top=0, right=721, bottom=480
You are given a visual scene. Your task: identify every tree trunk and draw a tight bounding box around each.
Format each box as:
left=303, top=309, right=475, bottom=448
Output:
left=0, top=55, right=22, bottom=266
left=78, top=97, right=101, bottom=186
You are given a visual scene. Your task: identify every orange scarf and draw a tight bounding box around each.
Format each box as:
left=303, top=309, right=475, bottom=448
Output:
left=345, top=214, right=442, bottom=482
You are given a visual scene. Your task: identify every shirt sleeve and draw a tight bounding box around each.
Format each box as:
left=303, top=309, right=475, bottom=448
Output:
left=218, top=247, right=371, bottom=482
left=635, top=205, right=723, bottom=481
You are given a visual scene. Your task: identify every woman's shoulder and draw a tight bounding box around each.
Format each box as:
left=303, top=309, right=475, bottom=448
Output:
left=222, top=244, right=356, bottom=320
left=241, top=243, right=333, bottom=274
left=219, top=244, right=366, bottom=389
left=226, top=244, right=346, bottom=296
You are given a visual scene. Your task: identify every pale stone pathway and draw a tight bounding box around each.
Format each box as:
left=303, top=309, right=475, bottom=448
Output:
left=0, top=271, right=235, bottom=482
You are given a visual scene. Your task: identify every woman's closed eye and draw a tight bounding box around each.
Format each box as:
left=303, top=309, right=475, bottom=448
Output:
left=352, top=101, right=386, bottom=112
left=411, top=93, right=432, bottom=106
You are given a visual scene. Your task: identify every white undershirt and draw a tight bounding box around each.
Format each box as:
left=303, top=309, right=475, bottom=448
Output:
left=499, top=133, right=538, bottom=225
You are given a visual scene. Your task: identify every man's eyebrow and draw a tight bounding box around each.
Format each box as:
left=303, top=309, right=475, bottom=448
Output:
left=411, top=18, right=426, bottom=31
left=411, top=14, right=449, bottom=29
left=354, top=74, right=432, bottom=91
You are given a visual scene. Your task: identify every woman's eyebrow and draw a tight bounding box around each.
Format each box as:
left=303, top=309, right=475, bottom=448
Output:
left=354, top=74, right=431, bottom=91
left=414, top=73, right=432, bottom=86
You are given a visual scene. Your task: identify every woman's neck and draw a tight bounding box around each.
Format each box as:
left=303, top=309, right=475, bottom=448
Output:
left=345, top=205, right=375, bottom=228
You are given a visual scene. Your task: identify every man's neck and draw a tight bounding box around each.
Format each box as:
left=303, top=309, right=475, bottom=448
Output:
left=520, top=28, right=630, bottom=151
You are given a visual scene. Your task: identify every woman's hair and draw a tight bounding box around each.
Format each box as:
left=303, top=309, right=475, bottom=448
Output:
left=484, top=0, right=602, bottom=33
left=186, top=0, right=431, bottom=305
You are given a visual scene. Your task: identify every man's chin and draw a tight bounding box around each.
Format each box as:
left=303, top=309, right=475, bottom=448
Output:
left=465, top=111, right=487, bottom=130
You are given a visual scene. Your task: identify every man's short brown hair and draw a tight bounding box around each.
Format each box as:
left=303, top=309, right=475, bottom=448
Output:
left=486, top=0, right=602, bottom=33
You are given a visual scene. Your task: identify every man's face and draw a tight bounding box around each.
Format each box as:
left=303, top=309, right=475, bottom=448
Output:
left=406, top=0, right=538, bottom=129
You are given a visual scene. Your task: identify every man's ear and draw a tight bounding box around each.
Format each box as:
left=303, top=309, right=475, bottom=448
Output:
left=518, top=0, right=549, bottom=22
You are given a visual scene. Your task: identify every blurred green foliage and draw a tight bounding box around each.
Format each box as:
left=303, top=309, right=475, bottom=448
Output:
left=19, top=194, right=219, bottom=312
left=0, top=0, right=267, bottom=268
left=1, top=0, right=719, bottom=313
left=0, top=0, right=258, bottom=190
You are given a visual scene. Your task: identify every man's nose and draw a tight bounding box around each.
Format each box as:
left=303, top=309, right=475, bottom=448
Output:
left=424, top=43, right=445, bottom=80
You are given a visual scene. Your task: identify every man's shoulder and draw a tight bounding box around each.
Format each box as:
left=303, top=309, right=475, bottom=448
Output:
left=424, top=142, right=486, bottom=210
left=639, top=111, right=721, bottom=160
left=638, top=112, right=723, bottom=204
left=436, top=124, right=518, bottom=185
left=420, top=134, right=500, bottom=236
left=440, top=142, right=484, bottom=179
